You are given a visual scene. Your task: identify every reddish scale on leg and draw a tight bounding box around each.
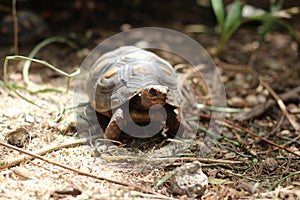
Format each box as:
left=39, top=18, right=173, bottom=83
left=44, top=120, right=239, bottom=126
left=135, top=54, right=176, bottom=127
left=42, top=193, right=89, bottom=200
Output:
left=104, top=121, right=122, bottom=140
left=104, top=108, right=124, bottom=141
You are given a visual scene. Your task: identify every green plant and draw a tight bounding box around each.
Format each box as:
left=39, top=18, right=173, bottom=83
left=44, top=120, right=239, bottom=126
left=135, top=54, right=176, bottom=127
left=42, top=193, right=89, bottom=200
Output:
left=211, top=0, right=244, bottom=54
left=211, top=0, right=299, bottom=55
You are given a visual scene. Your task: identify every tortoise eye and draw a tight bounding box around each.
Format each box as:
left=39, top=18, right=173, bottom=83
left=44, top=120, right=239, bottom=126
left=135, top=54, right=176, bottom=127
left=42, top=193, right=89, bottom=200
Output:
left=149, top=88, right=157, bottom=96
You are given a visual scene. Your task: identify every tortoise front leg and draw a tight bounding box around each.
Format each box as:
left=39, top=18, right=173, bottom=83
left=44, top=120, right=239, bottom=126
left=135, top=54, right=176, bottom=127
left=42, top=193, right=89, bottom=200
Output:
left=166, top=106, right=183, bottom=138
left=104, top=108, right=125, bottom=141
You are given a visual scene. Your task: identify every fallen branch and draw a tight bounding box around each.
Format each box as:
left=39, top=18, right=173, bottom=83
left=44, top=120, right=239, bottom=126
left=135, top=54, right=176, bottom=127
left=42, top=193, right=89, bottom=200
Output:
left=12, top=0, right=18, bottom=54
left=261, top=80, right=300, bottom=131
left=200, top=114, right=300, bottom=158
left=235, top=85, right=300, bottom=121
left=0, top=140, right=168, bottom=197
left=268, top=114, right=285, bottom=137
left=224, top=121, right=300, bottom=158
left=101, top=154, right=244, bottom=165
left=0, top=138, right=86, bottom=169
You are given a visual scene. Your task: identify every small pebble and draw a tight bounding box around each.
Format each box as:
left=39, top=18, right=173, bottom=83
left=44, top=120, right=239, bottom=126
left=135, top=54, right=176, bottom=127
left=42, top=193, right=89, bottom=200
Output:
left=263, top=158, right=278, bottom=173
left=228, top=97, right=247, bottom=108
left=120, top=23, right=131, bottom=31
left=5, top=128, right=30, bottom=148
left=261, top=89, right=269, bottom=96
left=257, top=94, right=267, bottom=104
left=25, top=114, right=35, bottom=123
left=224, top=152, right=236, bottom=159
left=288, top=104, right=300, bottom=114
left=280, top=130, right=291, bottom=136
left=35, top=116, right=43, bottom=123
left=245, top=95, right=258, bottom=107
left=222, top=130, right=234, bottom=139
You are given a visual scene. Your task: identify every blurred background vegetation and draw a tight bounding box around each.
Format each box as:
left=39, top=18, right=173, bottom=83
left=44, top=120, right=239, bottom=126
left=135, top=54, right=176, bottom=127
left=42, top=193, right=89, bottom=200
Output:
left=1, top=0, right=299, bottom=47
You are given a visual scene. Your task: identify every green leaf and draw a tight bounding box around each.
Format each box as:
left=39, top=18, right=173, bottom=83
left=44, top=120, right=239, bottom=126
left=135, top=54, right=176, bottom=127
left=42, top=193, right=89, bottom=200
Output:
left=215, top=0, right=244, bottom=54
left=211, top=0, right=225, bottom=30
left=223, top=0, right=244, bottom=41
left=270, top=0, right=284, bottom=13
left=259, top=15, right=275, bottom=44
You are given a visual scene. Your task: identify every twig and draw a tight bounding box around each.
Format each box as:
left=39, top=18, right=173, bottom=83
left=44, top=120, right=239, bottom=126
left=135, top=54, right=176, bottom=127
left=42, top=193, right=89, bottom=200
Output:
left=0, top=140, right=167, bottom=197
left=223, top=120, right=300, bottom=158
left=268, top=114, right=285, bottom=137
left=280, top=132, right=300, bottom=147
left=261, top=80, right=300, bottom=131
left=101, top=154, right=244, bottom=165
left=235, top=85, right=300, bottom=120
left=200, top=114, right=300, bottom=158
left=0, top=138, right=87, bottom=169
left=12, top=0, right=18, bottom=54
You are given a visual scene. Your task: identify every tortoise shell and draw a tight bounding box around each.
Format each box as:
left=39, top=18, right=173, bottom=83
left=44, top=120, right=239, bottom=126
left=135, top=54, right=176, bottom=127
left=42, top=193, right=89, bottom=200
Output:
left=87, top=46, right=183, bottom=114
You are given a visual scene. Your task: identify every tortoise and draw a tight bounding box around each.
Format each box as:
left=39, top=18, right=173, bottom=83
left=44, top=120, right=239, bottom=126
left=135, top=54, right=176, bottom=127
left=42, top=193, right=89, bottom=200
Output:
left=86, top=46, right=183, bottom=141
left=0, top=11, right=47, bottom=44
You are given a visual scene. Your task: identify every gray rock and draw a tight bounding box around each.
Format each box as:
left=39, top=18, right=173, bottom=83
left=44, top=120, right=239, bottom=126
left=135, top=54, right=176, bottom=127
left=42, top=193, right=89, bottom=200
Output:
left=170, top=161, right=208, bottom=198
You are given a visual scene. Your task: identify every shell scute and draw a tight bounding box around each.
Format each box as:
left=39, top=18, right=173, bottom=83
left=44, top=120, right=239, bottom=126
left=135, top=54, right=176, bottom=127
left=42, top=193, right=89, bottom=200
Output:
left=87, top=46, right=182, bottom=113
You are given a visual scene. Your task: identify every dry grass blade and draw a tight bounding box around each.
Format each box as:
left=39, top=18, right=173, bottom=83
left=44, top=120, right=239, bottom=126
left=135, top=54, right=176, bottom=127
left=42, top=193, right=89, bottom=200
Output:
left=22, top=36, right=79, bottom=86
left=270, top=170, right=300, bottom=190
left=101, top=154, right=244, bottom=165
left=0, top=141, right=168, bottom=197
left=0, top=138, right=87, bottom=169
left=3, top=55, right=80, bottom=91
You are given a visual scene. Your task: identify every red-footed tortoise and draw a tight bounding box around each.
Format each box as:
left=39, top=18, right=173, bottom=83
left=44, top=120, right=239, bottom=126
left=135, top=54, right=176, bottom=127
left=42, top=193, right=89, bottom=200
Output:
left=87, top=46, right=183, bottom=141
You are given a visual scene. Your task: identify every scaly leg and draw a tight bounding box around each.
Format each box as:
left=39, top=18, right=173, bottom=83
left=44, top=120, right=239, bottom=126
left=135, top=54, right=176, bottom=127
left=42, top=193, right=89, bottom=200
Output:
left=104, top=108, right=125, bottom=141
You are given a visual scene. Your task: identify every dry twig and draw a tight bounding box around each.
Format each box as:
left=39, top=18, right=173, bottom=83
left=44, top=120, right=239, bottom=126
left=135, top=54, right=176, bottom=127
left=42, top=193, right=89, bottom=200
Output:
left=224, top=121, right=300, bottom=158
left=200, top=114, right=300, bottom=158
left=0, top=138, right=86, bottom=169
left=101, top=154, right=244, bottom=165
left=12, top=0, right=18, bottom=54
left=0, top=140, right=168, bottom=197
left=261, top=80, right=300, bottom=131
left=235, top=85, right=300, bottom=120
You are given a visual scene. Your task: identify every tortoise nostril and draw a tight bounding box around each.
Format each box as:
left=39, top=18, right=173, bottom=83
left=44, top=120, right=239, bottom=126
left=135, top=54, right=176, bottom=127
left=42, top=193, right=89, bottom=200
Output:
left=149, top=88, right=157, bottom=96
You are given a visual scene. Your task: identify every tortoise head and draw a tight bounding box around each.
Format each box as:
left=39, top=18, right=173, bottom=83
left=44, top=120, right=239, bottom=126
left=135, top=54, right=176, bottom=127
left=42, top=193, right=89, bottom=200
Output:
left=135, top=85, right=169, bottom=110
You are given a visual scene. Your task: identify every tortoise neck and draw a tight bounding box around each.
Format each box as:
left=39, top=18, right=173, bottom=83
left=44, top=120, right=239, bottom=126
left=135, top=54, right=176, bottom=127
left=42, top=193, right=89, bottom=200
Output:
left=131, top=95, right=152, bottom=110
left=131, top=95, right=166, bottom=110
